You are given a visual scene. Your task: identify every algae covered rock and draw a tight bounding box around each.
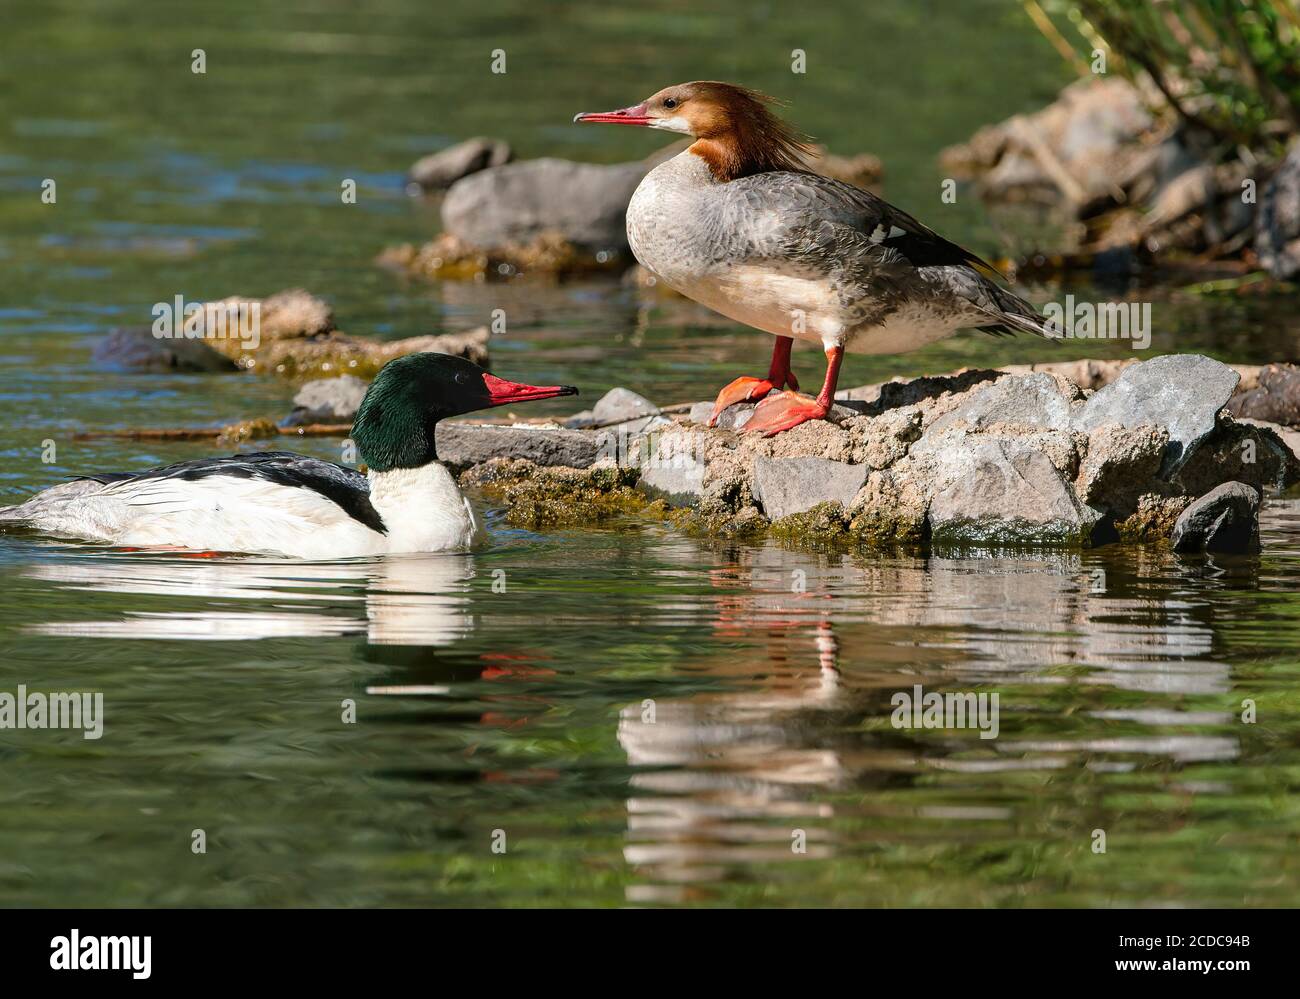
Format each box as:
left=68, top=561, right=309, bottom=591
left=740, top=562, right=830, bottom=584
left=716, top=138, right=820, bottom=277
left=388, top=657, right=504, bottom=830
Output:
left=752, top=456, right=868, bottom=521
left=461, top=459, right=650, bottom=529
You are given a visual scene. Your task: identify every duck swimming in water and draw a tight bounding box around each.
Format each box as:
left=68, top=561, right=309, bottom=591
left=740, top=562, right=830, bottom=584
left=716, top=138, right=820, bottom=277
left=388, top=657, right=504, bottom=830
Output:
left=576, top=81, right=1057, bottom=435
left=0, top=353, right=576, bottom=558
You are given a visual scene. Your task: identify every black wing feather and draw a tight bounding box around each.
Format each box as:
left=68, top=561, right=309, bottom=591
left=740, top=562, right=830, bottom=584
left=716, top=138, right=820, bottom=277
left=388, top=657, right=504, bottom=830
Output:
left=78, top=451, right=386, bottom=534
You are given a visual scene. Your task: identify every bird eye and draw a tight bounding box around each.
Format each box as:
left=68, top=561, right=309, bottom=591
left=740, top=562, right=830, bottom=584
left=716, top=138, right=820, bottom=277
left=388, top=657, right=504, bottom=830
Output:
left=454, top=372, right=469, bottom=385
left=663, top=98, right=678, bottom=109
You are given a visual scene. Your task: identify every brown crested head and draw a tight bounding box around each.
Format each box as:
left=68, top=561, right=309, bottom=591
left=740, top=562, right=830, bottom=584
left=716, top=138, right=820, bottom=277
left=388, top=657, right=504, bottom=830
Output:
left=574, top=81, right=813, bottom=182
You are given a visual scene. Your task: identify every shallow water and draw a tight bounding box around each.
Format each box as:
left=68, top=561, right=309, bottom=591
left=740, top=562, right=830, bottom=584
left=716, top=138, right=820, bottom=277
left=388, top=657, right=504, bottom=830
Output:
left=1, top=0, right=1299, bottom=907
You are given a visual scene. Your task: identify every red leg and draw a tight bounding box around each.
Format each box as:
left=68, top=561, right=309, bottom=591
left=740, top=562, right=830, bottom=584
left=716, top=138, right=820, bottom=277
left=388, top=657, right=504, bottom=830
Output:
left=743, top=345, right=844, bottom=436
left=707, top=336, right=799, bottom=426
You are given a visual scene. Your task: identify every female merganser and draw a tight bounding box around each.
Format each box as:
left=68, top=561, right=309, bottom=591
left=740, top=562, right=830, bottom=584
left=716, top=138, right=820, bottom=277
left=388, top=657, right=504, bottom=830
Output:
left=0, top=353, right=576, bottom=558
left=576, top=81, right=1058, bottom=434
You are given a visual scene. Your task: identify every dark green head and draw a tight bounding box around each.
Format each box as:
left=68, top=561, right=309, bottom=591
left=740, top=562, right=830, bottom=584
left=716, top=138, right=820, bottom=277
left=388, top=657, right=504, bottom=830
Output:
left=350, top=353, right=577, bottom=472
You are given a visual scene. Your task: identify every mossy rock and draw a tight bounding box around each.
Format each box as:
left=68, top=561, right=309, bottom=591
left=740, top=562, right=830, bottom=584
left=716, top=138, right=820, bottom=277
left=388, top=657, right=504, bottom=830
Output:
left=464, top=459, right=650, bottom=528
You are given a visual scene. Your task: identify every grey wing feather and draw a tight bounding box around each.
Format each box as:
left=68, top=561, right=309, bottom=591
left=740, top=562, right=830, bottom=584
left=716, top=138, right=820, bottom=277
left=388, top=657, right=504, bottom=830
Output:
left=726, top=171, right=1061, bottom=339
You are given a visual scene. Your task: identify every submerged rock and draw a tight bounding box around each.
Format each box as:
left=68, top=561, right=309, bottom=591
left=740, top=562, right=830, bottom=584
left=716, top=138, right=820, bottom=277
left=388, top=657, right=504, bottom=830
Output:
left=93, top=327, right=239, bottom=373
left=1171, top=482, right=1260, bottom=553
left=409, top=137, right=512, bottom=192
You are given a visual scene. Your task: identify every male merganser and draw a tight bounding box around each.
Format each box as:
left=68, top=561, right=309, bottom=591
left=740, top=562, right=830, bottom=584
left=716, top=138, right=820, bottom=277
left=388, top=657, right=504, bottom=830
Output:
left=576, top=81, right=1058, bottom=434
left=0, top=353, right=576, bottom=558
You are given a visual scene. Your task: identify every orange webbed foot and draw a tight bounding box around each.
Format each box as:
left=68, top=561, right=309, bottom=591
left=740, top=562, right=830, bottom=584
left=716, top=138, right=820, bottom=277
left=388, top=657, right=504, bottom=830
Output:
left=707, top=376, right=777, bottom=426
left=742, top=391, right=829, bottom=436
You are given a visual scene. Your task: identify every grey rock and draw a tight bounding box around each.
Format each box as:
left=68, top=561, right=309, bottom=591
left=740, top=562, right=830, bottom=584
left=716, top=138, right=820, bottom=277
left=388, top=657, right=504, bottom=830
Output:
left=1255, top=141, right=1300, bottom=280
left=285, top=374, right=369, bottom=426
left=918, top=434, right=1100, bottom=545
left=409, top=137, right=512, bottom=192
left=1075, top=423, right=1167, bottom=512
left=1072, top=354, right=1239, bottom=472
left=751, top=456, right=868, bottom=521
left=592, top=387, right=659, bottom=424
left=688, top=401, right=714, bottom=425
left=603, top=414, right=672, bottom=436
left=92, top=327, right=238, bottom=373
left=928, top=372, right=1078, bottom=434
left=1171, top=481, right=1260, bottom=553
left=436, top=424, right=598, bottom=471
left=563, top=409, right=597, bottom=429
left=637, top=450, right=706, bottom=507
left=441, top=158, right=646, bottom=252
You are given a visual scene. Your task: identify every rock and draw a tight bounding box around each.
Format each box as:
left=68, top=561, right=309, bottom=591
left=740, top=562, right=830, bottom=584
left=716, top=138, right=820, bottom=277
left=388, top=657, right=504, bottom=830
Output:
left=441, top=158, right=646, bottom=253
left=563, top=409, right=597, bottom=429
left=187, top=288, right=334, bottom=344
left=1255, top=141, right=1300, bottom=280
left=914, top=431, right=1100, bottom=545
left=1226, top=363, right=1300, bottom=427
left=216, top=416, right=279, bottom=446
left=1171, top=482, right=1260, bottom=553
left=941, top=78, right=1157, bottom=206
left=379, top=231, right=625, bottom=281
left=1170, top=419, right=1300, bottom=496
left=687, top=401, right=714, bottom=425
left=928, top=372, right=1080, bottom=433
left=1075, top=423, right=1168, bottom=513
left=637, top=447, right=706, bottom=507
left=1072, top=354, right=1238, bottom=472
left=751, top=456, right=868, bottom=521
left=436, top=424, right=600, bottom=472
left=1238, top=417, right=1300, bottom=460
left=847, top=470, right=927, bottom=544
left=591, top=387, right=659, bottom=424
left=230, top=326, right=490, bottom=379
left=92, top=327, right=239, bottom=373
left=409, top=137, right=512, bottom=192
left=285, top=375, right=369, bottom=425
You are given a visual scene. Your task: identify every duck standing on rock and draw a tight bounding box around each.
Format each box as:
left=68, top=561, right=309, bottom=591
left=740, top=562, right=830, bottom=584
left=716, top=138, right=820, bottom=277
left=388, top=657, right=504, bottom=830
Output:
left=0, top=354, right=576, bottom=558
left=576, top=81, right=1058, bottom=435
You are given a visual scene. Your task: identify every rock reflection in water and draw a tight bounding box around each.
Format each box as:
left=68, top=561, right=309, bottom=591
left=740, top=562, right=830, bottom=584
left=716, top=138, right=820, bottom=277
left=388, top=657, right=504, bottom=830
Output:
left=617, top=542, right=1243, bottom=900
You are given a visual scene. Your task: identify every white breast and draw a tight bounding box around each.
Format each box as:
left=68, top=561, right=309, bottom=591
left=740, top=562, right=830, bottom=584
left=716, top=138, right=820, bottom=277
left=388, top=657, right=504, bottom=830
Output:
left=367, top=464, right=483, bottom=554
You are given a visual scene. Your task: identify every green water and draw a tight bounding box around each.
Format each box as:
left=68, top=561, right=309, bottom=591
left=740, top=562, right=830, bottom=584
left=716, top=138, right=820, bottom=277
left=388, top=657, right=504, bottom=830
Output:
left=1, top=0, right=1299, bottom=907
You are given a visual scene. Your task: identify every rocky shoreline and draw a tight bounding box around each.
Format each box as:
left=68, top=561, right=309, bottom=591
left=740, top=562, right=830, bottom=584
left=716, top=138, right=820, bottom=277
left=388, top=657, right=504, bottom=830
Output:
left=436, top=352, right=1298, bottom=553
